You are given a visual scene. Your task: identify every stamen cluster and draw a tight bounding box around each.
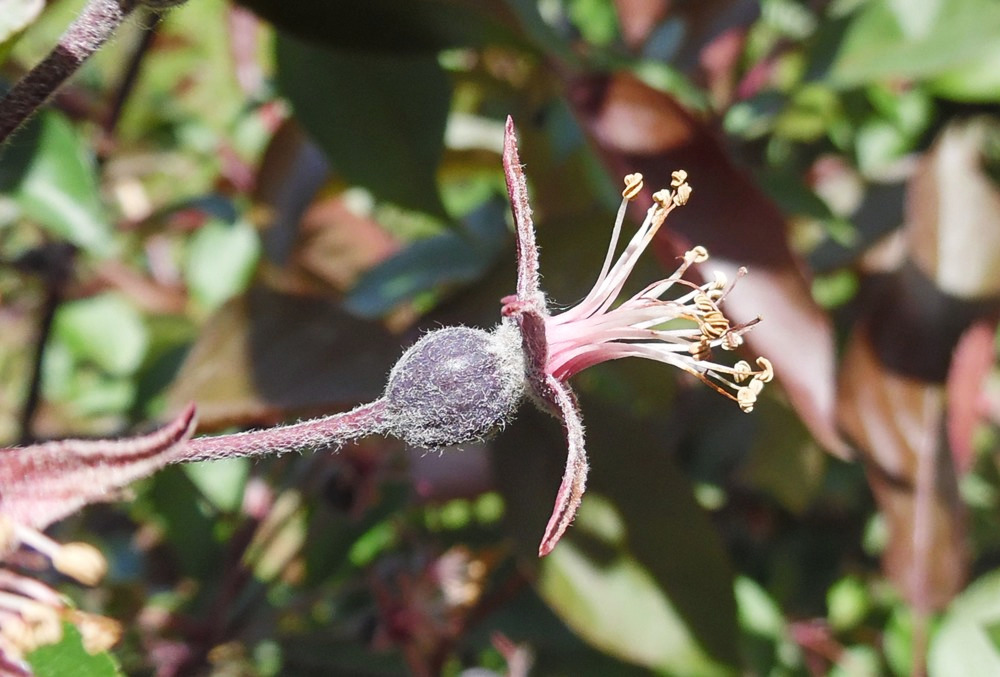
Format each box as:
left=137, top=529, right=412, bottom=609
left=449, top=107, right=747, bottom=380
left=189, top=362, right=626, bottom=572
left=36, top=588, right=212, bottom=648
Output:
left=0, top=517, right=119, bottom=672
left=543, top=170, right=773, bottom=412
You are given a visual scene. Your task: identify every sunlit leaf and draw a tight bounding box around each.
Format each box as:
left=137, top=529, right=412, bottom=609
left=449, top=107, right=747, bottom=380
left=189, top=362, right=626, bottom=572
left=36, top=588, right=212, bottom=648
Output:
left=0, top=113, right=110, bottom=255
left=929, top=569, right=1000, bottom=676
left=927, top=41, right=1000, bottom=102
left=907, top=118, right=1000, bottom=298
left=183, top=457, right=250, bottom=512
left=53, top=293, right=149, bottom=377
left=0, top=0, right=43, bottom=62
left=27, top=623, right=121, bottom=677
left=829, top=0, right=1000, bottom=90
left=494, top=398, right=740, bottom=673
left=184, top=216, right=261, bottom=312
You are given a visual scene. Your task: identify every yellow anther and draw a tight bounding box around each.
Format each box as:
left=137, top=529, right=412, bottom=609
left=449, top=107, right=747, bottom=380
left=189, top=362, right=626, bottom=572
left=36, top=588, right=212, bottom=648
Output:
left=732, top=360, right=753, bottom=383
left=689, top=338, right=711, bottom=362
left=685, top=246, right=709, bottom=264
left=673, top=182, right=692, bottom=206
left=622, top=173, right=644, bottom=200
left=53, top=542, right=107, bottom=586
left=652, top=189, right=672, bottom=208
left=721, top=332, right=743, bottom=350
left=711, top=271, right=728, bottom=289
left=68, top=611, right=122, bottom=654
left=755, top=357, right=774, bottom=382
left=670, top=170, right=688, bottom=187
left=737, top=386, right=757, bottom=413
left=699, top=312, right=729, bottom=339
left=693, top=292, right=716, bottom=315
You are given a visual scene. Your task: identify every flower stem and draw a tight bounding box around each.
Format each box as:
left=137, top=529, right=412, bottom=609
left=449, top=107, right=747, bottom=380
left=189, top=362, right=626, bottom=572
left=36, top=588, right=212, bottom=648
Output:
left=0, top=0, right=139, bottom=144
left=180, top=399, right=390, bottom=463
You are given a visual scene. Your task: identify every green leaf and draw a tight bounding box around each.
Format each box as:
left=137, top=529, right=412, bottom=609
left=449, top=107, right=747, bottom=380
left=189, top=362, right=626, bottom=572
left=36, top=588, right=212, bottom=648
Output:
left=184, top=216, right=261, bottom=312
left=829, top=0, right=1000, bottom=89
left=138, top=466, right=222, bottom=578
left=183, top=457, right=250, bottom=512
left=344, top=199, right=508, bottom=317
left=735, top=576, right=785, bottom=640
left=275, top=33, right=451, bottom=218
left=27, top=622, right=122, bottom=677
left=53, top=293, right=149, bottom=377
left=740, top=399, right=826, bottom=515
left=0, top=112, right=111, bottom=255
left=537, top=505, right=732, bottom=675
left=494, top=397, right=740, bottom=674
left=566, top=0, right=620, bottom=46
left=827, top=576, right=871, bottom=632
left=927, top=40, right=1000, bottom=102
left=885, top=0, right=942, bottom=40
left=0, top=0, right=43, bottom=62
left=929, top=569, right=1000, bottom=676
left=884, top=605, right=915, bottom=677
left=735, top=576, right=803, bottom=675
left=830, top=645, right=881, bottom=677
left=235, top=0, right=514, bottom=53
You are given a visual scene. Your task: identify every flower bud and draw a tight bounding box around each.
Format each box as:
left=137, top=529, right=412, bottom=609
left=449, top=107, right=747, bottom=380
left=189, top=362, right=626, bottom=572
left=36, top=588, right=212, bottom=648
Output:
left=383, top=324, right=526, bottom=448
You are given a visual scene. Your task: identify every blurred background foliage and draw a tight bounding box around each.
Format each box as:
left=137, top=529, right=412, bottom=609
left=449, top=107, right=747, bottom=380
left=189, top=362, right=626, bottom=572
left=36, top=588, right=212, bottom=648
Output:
left=2, top=0, right=1000, bottom=674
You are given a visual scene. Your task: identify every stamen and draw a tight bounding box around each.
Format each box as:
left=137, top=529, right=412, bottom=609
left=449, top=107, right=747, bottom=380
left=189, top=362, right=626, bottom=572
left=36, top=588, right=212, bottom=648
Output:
left=12, top=524, right=107, bottom=585
left=622, top=173, right=644, bottom=200
left=0, top=591, right=62, bottom=651
left=673, top=182, right=692, bottom=206
left=52, top=543, right=107, bottom=586
left=689, top=339, right=712, bottom=362
left=685, top=246, right=709, bottom=264
left=67, top=610, right=122, bottom=653
left=652, top=189, right=672, bottom=208
left=732, top=360, right=753, bottom=383
left=721, top=332, right=743, bottom=350
left=541, top=168, right=768, bottom=417
left=756, top=357, right=774, bottom=382
left=737, top=386, right=758, bottom=413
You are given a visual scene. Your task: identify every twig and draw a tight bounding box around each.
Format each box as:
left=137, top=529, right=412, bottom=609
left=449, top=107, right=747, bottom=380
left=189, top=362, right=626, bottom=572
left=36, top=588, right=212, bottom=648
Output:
left=11, top=244, right=76, bottom=445
left=102, top=12, right=161, bottom=139
left=0, top=0, right=140, bottom=145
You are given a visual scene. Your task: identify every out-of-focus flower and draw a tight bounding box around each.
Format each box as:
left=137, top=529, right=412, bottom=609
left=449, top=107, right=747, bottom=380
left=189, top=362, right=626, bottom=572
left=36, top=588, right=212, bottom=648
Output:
left=0, top=407, right=195, bottom=669
left=499, top=117, right=772, bottom=556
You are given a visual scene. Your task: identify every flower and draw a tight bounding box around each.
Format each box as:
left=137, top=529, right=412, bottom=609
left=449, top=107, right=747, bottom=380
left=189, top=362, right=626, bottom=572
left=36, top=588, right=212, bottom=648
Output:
left=499, top=117, right=772, bottom=556
left=0, top=406, right=196, bottom=670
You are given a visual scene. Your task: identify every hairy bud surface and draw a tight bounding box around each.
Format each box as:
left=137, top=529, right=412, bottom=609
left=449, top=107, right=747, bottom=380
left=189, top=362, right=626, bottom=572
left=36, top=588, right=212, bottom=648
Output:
left=384, top=323, right=526, bottom=448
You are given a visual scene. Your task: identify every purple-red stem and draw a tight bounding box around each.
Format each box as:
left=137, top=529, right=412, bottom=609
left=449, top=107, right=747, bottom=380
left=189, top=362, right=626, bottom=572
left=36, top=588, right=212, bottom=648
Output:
left=0, top=0, right=138, bottom=144
left=180, top=399, right=390, bottom=463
